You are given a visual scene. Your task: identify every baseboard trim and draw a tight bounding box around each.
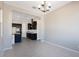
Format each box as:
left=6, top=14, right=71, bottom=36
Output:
left=40, top=39, right=45, bottom=42
left=0, top=46, right=12, bottom=57
left=43, top=40, right=79, bottom=54
left=2, top=46, right=12, bottom=52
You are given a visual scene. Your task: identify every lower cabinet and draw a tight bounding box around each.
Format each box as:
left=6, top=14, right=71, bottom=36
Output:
left=27, top=33, right=37, bottom=40
left=15, top=34, right=21, bottom=43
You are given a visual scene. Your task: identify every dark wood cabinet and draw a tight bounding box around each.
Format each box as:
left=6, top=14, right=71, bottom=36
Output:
left=27, top=33, right=37, bottom=40
left=31, top=33, right=37, bottom=40
left=32, top=21, right=37, bottom=29
left=27, top=33, right=31, bottom=39
left=27, top=19, right=37, bottom=40
left=28, top=23, right=32, bottom=30
left=28, top=21, right=37, bottom=30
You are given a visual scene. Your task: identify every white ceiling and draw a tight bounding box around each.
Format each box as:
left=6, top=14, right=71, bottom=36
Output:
left=12, top=10, right=39, bottom=21
left=4, top=1, right=71, bottom=16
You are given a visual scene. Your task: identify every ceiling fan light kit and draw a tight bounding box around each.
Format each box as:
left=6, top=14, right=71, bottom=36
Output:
left=36, top=1, right=52, bottom=13
left=38, top=1, right=51, bottom=13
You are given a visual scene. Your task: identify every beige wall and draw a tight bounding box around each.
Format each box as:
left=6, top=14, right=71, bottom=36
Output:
left=0, top=1, right=3, bottom=9
left=0, top=1, right=3, bottom=51
left=45, top=2, right=79, bottom=51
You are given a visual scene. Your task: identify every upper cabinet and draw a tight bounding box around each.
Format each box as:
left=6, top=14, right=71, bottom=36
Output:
left=28, top=23, right=32, bottom=30
left=32, top=21, right=37, bottom=29
left=28, top=19, right=37, bottom=30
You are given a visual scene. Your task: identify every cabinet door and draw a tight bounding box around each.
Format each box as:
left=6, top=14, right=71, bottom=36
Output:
left=31, top=34, right=37, bottom=40
left=28, top=23, right=32, bottom=30
left=32, top=21, right=37, bottom=29
left=15, top=34, right=21, bottom=43
left=27, top=33, right=31, bottom=39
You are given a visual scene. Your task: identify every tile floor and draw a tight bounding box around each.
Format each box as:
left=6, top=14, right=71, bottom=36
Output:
left=2, top=39, right=79, bottom=57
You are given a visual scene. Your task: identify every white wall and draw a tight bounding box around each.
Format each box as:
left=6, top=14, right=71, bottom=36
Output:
left=45, top=2, right=79, bottom=51
left=22, top=22, right=27, bottom=38
left=37, top=16, right=44, bottom=40
left=3, top=5, right=13, bottom=50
